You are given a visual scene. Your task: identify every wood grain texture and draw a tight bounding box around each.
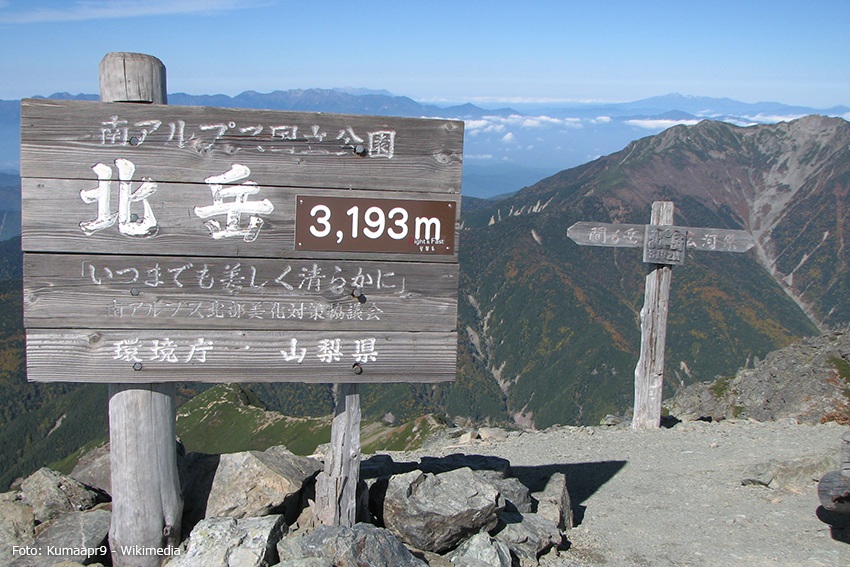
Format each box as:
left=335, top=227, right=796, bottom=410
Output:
left=21, top=178, right=461, bottom=261
left=99, top=52, right=182, bottom=567
left=567, top=221, right=754, bottom=253
left=20, top=99, right=463, bottom=194
left=99, top=53, right=167, bottom=104
left=632, top=201, right=674, bottom=430
left=315, top=384, right=362, bottom=528
left=24, top=253, right=459, bottom=332
left=108, top=383, right=182, bottom=564
left=26, top=329, right=458, bottom=383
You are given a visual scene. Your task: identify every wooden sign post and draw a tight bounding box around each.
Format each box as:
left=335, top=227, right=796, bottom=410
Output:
left=567, top=201, right=755, bottom=430
left=21, top=53, right=463, bottom=561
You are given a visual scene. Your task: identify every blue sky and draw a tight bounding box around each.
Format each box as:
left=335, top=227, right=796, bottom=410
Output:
left=1, top=0, right=849, bottom=108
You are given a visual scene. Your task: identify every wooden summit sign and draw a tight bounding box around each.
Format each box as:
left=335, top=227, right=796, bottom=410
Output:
left=567, top=202, right=755, bottom=430
left=21, top=90, right=463, bottom=384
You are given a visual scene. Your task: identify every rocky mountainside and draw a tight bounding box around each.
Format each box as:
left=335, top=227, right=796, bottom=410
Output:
left=455, top=116, right=849, bottom=427
left=665, top=330, right=850, bottom=424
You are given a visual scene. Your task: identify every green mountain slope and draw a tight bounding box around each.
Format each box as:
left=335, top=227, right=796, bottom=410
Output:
left=452, top=117, right=844, bottom=427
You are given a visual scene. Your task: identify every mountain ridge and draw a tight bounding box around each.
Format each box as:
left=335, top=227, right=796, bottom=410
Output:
left=453, top=115, right=847, bottom=427
left=3, top=89, right=848, bottom=196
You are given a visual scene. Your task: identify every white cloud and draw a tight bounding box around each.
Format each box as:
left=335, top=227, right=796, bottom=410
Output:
left=465, top=119, right=491, bottom=130
left=465, top=153, right=495, bottom=160
left=463, top=114, right=590, bottom=137
left=625, top=118, right=701, bottom=130
left=741, top=113, right=808, bottom=124
left=501, top=132, right=515, bottom=143
left=0, top=0, right=267, bottom=23
left=593, top=116, right=612, bottom=124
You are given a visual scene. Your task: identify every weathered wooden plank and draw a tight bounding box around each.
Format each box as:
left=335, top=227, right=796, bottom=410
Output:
left=26, top=329, right=458, bottom=383
left=97, top=52, right=181, bottom=567
left=316, top=383, right=362, bottom=527
left=685, top=226, right=755, bottom=252
left=567, top=221, right=754, bottom=253
left=24, top=253, right=459, bottom=332
left=108, top=383, right=181, bottom=565
left=632, top=202, right=674, bottom=430
left=21, top=178, right=461, bottom=261
left=567, top=222, right=645, bottom=248
left=20, top=99, right=464, bottom=194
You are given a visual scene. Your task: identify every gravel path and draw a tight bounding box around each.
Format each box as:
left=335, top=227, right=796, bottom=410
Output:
left=395, top=419, right=850, bottom=567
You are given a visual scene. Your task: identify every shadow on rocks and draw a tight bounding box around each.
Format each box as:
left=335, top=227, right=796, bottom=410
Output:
left=513, top=461, right=627, bottom=527
left=362, top=453, right=627, bottom=529
left=816, top=506, right=850, bottom=544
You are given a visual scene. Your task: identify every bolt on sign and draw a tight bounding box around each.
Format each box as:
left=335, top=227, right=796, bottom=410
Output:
left=20, top=99, right=463, bottom=383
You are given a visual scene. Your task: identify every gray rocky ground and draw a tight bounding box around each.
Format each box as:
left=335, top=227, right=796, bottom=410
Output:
left=391, top=419, right=850, bottom=567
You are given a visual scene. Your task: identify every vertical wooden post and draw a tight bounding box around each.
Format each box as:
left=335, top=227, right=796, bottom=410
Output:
left=842, top=429, right=850, bottom=479
left=315, top=383, right=362, bottom=527
left=100, top=52, right=183, bottom=566
left=632, top=201, right=675, bottom=430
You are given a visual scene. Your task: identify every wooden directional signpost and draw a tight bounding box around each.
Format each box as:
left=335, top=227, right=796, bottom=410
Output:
left=21, top=53, right=462, bottom=564
left=567, top=201, right=755, bottom=430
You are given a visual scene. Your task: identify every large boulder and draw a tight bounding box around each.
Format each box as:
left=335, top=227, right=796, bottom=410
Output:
left=447, top=532, right=512, bottom=567
left=20, top=468, right=106, bottom=524
left=180, top=446, right=321, bottom=530
left=380, top=467, right=502, bottom=553
left=0, top=497, right=35, bottom=559
left=492, top=511, right=562, bottom=565
left=69, top=444, right=112, bottom=497
left=277, top=523, right=426, bottom=567
left=531, top=472, right=573, bottom=530
left=167, top=515, right=286, bottom=567
left=11, top=508, right=111, bottom=567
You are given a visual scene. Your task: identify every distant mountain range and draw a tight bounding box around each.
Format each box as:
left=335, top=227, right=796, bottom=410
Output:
left=1, top=89, right=848, bottom=201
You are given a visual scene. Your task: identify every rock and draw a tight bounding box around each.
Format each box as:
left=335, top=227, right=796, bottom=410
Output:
left=666, top=331, right=850, bottom=424
left=478, top=427, right=510, bottom=442
left=492, top=511, right=562, bottom=565
left=180, top=445, right=321, bottom=530
left=600, top=414, right=628, bottom=427
left=418, top=453, right=512, bottom=476
left=168, top=515, right=286, bottom=567
left=488, top=476, right=533, bottom=514
left=10, top=509, right=110, bottom=567
left=818, top=470, right=850, bottom=513
left=381, top=467, right=502, bottom=553
left=742, top=453, right=838, bottom=491
left=458, top=430, right=480, bottom=444
left=20, top=468, right=106, bottom=524
left=277, top=523, right=425, bottom=567
left=532, top=472, right=572, bottom=530
left=0, top=499, right=35, bottom=540
left=0, top=498, right=35, bottom=559
left=276, top=559, right=332, bottom=567
left=447, top=532, right=512, bottom=567
left=69, top=444, right=112, bottom=496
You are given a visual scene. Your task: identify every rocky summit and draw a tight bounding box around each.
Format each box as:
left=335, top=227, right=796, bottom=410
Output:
left=666, top=330, right=850, bottom=424
left=1, top=416, right=847, bottom=567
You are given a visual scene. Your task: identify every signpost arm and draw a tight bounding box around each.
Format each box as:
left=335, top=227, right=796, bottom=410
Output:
left=632, top=201, right=674, bottom=430
left=100, top=52, right=183, bottom=565
left=315, top=383, right=362, bottom=527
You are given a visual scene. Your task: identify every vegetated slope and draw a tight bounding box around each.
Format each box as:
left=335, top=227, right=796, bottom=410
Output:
left=666, top=330, right=850, bottom=424
left=175, top=383, right=450, bottom=457
left=455, top=117, right=848, bottom=428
